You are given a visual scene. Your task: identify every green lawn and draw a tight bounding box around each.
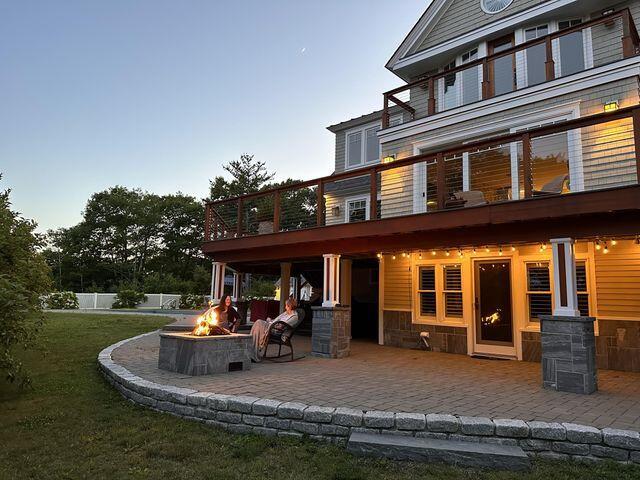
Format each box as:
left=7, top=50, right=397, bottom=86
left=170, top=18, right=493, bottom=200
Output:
left=1, top=313, right=639, bottom=480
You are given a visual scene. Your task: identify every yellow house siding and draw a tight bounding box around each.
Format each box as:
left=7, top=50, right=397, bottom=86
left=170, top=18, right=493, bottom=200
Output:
left=594, top=240, right=640, bottom=319
left=383, top=255, right=412, bottom=311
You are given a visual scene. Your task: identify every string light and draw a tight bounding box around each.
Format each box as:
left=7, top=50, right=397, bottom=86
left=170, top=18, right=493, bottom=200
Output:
left=595, top=239, right=601, bottom=251
left=458, top=248, right=463, bottom=258
left=498, top=246, right=503, bottom=256
left=603, top=243, right=609, bottom=254
left=542, top=242, right=547, bottom=251
left=611, top=239, right=617, bottom=246
left=485, top=246, right=490, bottom=253
left=431, top=250, right=437, bottom=256
left=376, top=253, right=382, bottom=259
left=445, top=250, right=450, bottom=257
left=391, top=254, right=396, bottom=260
left=418, top=252, right=423, bottom=260
left=472, top=247, right=477, bottom=254
left=636, top=235, right=640, bottom=245
left=511, top=246, right=516, bottom=252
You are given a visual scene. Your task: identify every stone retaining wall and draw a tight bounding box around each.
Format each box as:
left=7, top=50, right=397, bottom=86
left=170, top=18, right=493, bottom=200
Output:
left=99, top=332, right=640, bottom=465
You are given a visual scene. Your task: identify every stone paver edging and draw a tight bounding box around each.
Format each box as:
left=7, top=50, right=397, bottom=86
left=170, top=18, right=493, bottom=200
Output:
left=99, top=332, right=640, bottom=465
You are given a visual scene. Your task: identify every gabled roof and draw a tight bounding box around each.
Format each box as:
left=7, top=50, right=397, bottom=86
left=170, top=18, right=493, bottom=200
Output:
left=385, top=0, right=451, bottom=76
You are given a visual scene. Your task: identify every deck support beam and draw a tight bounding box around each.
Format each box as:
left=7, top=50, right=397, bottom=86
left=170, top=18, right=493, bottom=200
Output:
left=280, top=262, right=292, bottom=312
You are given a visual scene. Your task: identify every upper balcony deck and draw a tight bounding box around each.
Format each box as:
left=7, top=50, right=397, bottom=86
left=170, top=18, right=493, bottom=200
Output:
left=203, top=105, right=640, bottom=264
left=381, top=9, right=640, bottom=130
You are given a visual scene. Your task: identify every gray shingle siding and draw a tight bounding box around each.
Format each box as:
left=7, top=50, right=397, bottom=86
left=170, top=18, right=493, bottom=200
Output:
left=414, top=0, right=548, bottom=53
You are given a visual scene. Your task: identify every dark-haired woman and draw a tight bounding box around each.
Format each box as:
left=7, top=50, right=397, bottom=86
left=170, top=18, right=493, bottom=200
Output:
left=214, top=295, right=240, bottom=332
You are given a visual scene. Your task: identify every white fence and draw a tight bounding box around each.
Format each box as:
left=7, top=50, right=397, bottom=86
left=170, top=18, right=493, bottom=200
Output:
left=75, top=293, right=209, bottom=310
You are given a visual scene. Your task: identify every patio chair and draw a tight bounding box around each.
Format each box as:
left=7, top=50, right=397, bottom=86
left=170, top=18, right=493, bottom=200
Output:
left=451, top=190, right=488, bottom=208
left=263, top=308, right=305, bottom=362
left=532, top=174, right=569, bottom=197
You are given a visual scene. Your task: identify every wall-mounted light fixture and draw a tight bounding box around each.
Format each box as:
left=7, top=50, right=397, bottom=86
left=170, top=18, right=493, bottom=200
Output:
left=382, top=154, right=396, bottom=164
left=331, top=206, right=340, bottom=217
left=604, top=100, right=619, bottom=113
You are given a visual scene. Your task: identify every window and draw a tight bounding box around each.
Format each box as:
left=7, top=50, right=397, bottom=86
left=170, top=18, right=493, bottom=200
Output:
left=443, top=265, right=463, bottom=317
left=524, top=24, right=549, bottom=86
left=558, top=19, right=584, bottom=76
left=418, top=266, right=436, bottom=317
left=346, top=197, right=367, bottom=223
left=442, top=60, right=457, bottom=111
left=345, top=122, right=385, bottom=169
left=526, top=262, right=552, bottom=321
left=576, top=261, right=589, bottom=316
left=461, top=48, right=479, bottom=105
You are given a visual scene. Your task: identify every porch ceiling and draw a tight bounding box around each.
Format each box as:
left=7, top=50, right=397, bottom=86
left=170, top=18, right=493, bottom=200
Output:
left=202, top=185, right=640, bottom=264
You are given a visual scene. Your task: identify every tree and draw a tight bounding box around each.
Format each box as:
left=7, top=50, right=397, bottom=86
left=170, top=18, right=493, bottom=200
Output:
left=209, top=154, right=275, bottom=201
left=0, top=174, right=52, bottom=385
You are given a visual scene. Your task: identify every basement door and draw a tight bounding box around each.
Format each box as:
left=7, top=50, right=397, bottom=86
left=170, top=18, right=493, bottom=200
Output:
left=473, top=260, right=516, bottom=358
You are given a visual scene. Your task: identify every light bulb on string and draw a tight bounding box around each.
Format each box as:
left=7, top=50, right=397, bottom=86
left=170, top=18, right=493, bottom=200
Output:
left=445, top=250, right=450, bottom=257
left=595, top=239, right=601, bottom=251
left=611, top=239, right=617, bottom=246
left=603, top=243, right=609, bottom=254
left=498, top=246, right=503, bottom=256
left=431, top=250, right=437, bottom=256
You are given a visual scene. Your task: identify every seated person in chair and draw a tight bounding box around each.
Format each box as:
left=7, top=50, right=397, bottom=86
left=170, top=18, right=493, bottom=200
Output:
left=249, top=297, right=298, bottom=362
left=213, top=295, right=240, bottom=332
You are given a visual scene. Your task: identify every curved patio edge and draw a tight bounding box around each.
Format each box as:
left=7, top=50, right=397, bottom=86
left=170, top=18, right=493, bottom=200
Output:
left=99, top=332, right=640, bottom=465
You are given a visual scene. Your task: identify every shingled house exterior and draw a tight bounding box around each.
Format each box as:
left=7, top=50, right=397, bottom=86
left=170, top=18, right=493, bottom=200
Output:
left=204, top=0, right=640, bottom=374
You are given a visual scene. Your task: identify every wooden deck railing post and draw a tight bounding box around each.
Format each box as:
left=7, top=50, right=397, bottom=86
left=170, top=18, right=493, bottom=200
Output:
left=633, top=108, right=640, bottom=183
left=436, top=153, right=446, bottom=210
left=481, top=58, right=490, bottom=99
left=237, top=198, right=243, bottom=237
left=427, top=78, right=436, bottom=115
left=522, top=133, right=533, bottom=198
left=316, top=180, right=325, bottom=226
left=273, top=190, right=281, bottom=233
left=382, top=94, right=390, bottom=129
left=545, top=37, right=555, bottom=81
left=370, top=170, right=378, bottom=220
left=622, top=9, right=636, bottom=58
left=204, top=204, right=211, bottom=241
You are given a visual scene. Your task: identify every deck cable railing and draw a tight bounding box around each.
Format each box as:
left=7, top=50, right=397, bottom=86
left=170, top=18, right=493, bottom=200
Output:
left=205, top=105, right=640, bottom=242
left=382, top=9, right=640, bottom=129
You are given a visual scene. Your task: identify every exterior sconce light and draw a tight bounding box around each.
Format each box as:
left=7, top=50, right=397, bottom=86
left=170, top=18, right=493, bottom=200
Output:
left=382, top=155, right=396, bottom=164
left=604, top=100, right=619, bottom=113
left=331, top=206, right=340, bottom=217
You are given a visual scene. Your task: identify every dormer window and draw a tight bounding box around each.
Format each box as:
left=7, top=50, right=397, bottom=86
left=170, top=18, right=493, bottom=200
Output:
left=346, top=125, right=381, bottom=169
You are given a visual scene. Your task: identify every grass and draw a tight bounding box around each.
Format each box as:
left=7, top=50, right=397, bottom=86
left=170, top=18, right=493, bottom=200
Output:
left=1, top=313, right=639, bottom=480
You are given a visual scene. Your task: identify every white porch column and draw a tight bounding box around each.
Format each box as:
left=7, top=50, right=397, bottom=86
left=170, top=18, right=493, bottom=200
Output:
left=232, top=272, right=242, bottom=302
left=280, top=262, right=291, bottom=312
left=322, top=254, right=341, bottom=307
left=210, top=261, right=226, bottom=303
left=550, top=238, right=580, bottom=317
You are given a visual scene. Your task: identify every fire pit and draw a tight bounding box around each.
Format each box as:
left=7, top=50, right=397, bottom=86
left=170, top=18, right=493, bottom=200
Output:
left=158, top=307, right=252, bottom=376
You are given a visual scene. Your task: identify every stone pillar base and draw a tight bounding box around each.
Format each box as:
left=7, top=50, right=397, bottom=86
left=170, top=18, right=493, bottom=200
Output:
left=311, top=306, right=351, bottom=358
left=540, top=315, right=597, bottom=395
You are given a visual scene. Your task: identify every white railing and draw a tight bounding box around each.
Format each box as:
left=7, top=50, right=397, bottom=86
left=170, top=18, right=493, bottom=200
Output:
left=75, top=293, right=185, bottom=310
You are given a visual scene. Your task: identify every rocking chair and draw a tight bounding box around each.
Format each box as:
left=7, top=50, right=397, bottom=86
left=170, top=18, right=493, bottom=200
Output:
left=263, top=308, right=305, bottom=362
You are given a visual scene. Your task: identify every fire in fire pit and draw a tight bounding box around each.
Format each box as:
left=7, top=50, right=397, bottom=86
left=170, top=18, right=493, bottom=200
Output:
left=192, top=307, right=232, bottom=337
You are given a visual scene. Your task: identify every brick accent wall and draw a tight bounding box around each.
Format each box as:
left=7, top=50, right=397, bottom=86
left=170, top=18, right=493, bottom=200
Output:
left=383, top=310, right=467, bottom=355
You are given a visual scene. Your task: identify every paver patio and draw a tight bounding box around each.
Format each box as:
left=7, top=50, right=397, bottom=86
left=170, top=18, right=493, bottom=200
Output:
left=112, top=331, right=640, bottom=432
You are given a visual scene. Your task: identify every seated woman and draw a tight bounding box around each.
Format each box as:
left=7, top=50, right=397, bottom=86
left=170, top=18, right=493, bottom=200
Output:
left=213, top=295, right=240, bottom=332
left=250, top=297, right=298, bottom=362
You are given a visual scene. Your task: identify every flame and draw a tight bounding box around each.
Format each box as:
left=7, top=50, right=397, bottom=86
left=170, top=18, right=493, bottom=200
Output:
left=192, top=308, right=219, bottom=336
left=481, top=310, right=501, bottom=326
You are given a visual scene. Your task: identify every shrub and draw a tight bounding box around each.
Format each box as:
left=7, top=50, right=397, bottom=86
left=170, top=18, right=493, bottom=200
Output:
left=179, top=293, right=206, bottom=310
left=244, top=278, right=276, bottom=300
left=45, top=291, right=79, bottom=310
left=112, top=289, right=147, bottom=309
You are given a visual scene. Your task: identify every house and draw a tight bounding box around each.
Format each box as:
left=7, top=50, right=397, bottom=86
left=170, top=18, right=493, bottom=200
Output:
left=203, top=0, right=640, bottom=373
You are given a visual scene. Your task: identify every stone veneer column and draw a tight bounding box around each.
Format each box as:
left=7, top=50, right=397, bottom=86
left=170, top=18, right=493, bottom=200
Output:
left=311, top=306, right=351, bottom=358
left=540, top=315, right=597, bottom=395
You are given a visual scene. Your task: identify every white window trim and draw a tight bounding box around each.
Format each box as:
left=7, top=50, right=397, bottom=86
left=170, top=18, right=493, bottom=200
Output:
left=413, top=258, right=467, bottom=326
left=344, top=195, right=370, bottom=223
left=345, top=115, right=402, bottom=171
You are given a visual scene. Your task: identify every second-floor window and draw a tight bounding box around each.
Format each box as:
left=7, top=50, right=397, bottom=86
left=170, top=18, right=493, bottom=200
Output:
left=347, top=124, right=380, bottom=169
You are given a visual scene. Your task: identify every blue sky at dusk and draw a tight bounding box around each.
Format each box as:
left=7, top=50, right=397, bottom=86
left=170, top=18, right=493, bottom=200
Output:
left=0, top=0, right=428, bottom=231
